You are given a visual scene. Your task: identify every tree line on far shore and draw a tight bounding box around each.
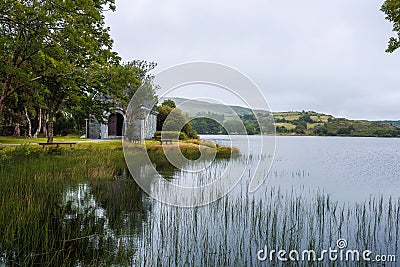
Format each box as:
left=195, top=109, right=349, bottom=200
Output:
left=187, top=110, right=400, bottom=138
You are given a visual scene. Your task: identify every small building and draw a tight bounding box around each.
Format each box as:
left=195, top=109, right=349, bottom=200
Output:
left=87, top=107, right=158, bottom=140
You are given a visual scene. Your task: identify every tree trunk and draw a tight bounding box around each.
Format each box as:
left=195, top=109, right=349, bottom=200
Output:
left=33, top=108, right=42, bottom=138
left=13, top=122, right=20, bottom=136
left=25, top=108, right=32, bottom=138
left=42, top=110, right=47, bottom=137
left=47, top=112, right=54, bottom=143
left=0, top=80, right=8, bottom=121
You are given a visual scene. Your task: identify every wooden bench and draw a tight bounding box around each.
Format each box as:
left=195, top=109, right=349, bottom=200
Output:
left=38, top=142, right=77, bottom=149
left=160, top=139, right=175, bottom=145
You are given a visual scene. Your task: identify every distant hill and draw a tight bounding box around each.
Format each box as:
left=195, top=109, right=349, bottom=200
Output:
left=379, top=121, right=400, bottom=129
left=159, top=97, right=400, bottom=137
left=162, top=97, right=270, bottom=117
left=273, top=112, right=399, bottom=137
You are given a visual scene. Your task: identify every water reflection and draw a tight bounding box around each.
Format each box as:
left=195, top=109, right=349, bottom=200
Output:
left=3, top=136, right=399, bottom=266
left=57, top=170, right=151, bottom=266
left=58, top=135, right=400, bottom=266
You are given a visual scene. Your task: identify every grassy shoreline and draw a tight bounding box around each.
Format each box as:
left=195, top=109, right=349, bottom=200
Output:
left=0, top=137, right=239, bottom=158
left=0, top=138, right=238, bottom=265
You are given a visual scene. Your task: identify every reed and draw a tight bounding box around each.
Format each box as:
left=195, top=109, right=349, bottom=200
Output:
left=0, top=143, right=399, bottom=266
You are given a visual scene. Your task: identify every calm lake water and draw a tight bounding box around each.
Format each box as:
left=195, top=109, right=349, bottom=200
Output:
left=4, top=136, right=399, bottom=266
left=203, top=135, right=400, bottom=202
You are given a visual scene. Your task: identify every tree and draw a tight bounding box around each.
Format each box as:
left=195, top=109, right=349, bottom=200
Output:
left=1, top=0, right=48, bottom=120
left=276, top=125, right=288, bottom=133
left=337, top=127, right=351, bottom=135
left=245, top=123, right=256, bottom=135
left=191, top=117, right=224, bottom=134
left=37, top=1, right=126, bottom=143
left=1, top=0, right=142, bottom=142
left=294, top=124, right=306, bottom=134
left=159, top=107, right=186, bottom=131
left=1, top=0, right=116, bottom=120
left=223, top=120, right=246, bottom=134
left=381, top=0, right=400, bottom=52
left=156, top=100, right=198, bottom=139
left=156, top=105, right=173, bottom=131
left=314, top=125, right=328, bottom=135
left=161, top=99, right=176, bottom=109
left=299, top=113, right=313, bottom=123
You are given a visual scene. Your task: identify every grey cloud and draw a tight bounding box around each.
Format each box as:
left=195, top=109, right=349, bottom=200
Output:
left=105, top=0, right=400, bottom=120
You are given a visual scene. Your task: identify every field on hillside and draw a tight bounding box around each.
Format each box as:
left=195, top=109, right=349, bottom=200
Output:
left=273, top=111, right=400, bottom=137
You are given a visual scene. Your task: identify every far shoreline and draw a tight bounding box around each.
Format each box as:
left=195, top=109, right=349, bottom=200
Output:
left=199, top=134, right=400, bottom=139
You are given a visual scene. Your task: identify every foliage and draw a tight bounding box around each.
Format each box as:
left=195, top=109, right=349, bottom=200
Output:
left=276, top=125, right=289, bottom=133
left=0, top=0, right=156, bottom=142
left=190, top=117, right=225, bottom=134
left=154, top=131, right=188, bottom=140
left=156, top=100, right=198, bottom=139
left=163, top=109, right=186, bottom=131
left=53, top=111, right=76, bottom=136
left=171, top=108, right=400, bottom=138
left=337, top=125, right=354, bottom=135
left=299, top=113, right=314, bottom=123
left=0, top=141, right=135, bottom=266
left=382, top=120, right=400, bottom=128
left=294, top=124, right=306, bottom=134
left=161, top=99, right=176, bottom=108
left=273, top=111, right=400, bottom=137
left=223, top=119, right=246, bottom=134
left=381, top=0, right=400, bottom=52
left=314, top=125, right=328, bottom=135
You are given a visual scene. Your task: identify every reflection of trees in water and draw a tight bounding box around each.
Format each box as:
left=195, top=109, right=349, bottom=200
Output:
left=57, top=169, right=151, bottom=266
left=0, top=169, right=150, bottom=266
left=89, top=169, right=151, bottom=234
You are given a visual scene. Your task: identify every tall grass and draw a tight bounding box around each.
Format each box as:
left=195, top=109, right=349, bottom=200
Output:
left=0, top=140, right=238, bottom=266
left=0, top=143, right=399, bottom=266
left=0, top=142, right=128, bottom=266
left=133, top=153, right=400, bottom=266
left=136, top=186, right=399, bottom=266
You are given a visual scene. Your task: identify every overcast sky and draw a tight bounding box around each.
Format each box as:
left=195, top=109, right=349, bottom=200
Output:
left=105, top=0, right=399, bottom=120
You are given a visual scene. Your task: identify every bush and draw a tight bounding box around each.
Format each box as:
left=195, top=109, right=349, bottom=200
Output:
left=154, top=131, right=188, bottom=140
left=217, top=146, right=239, bottom=158
left=294, top=125, right=306, bottom=134
left=337, top=127, right=352, bottom=135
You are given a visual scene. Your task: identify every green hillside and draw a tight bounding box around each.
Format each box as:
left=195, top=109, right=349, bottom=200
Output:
left=162, top=98, right=400, bottom=137
left=165, top=97, right=270, bottom=117
left=380, top=121, right=400, bottom=129
left=274, top=111, right=400, bottom=137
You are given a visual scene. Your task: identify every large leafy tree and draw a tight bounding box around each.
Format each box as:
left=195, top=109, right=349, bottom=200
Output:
left=1, top=0, right=48, bottom=120
left=381, top=0, right=400, bottom=52
left=0, top=0, right=144, bottom=142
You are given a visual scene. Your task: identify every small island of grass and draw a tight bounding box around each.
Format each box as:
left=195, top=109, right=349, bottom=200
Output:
left=145, top=138, right=239, bottom=160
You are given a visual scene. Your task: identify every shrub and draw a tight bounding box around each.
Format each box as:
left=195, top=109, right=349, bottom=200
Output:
left=154, top=131, right=188, bottom=140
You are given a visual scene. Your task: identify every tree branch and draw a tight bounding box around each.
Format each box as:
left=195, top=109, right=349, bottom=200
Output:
left=5, top=76, right=42, bottom=98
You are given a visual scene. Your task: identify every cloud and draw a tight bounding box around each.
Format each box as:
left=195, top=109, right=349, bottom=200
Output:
left=105, top=0, right=400, bottom=120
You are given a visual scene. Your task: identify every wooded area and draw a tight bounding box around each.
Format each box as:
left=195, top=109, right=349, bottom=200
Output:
left=0, top=0, right=156, bottom=142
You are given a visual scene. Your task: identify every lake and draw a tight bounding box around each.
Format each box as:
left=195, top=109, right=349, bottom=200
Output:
left=1, top=136, right=399, bottom=266
left=202, top=135, right=400, bottom=202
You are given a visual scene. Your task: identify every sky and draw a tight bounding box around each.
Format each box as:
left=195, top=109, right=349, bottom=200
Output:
left=105, top=0, right=400, bottom=120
